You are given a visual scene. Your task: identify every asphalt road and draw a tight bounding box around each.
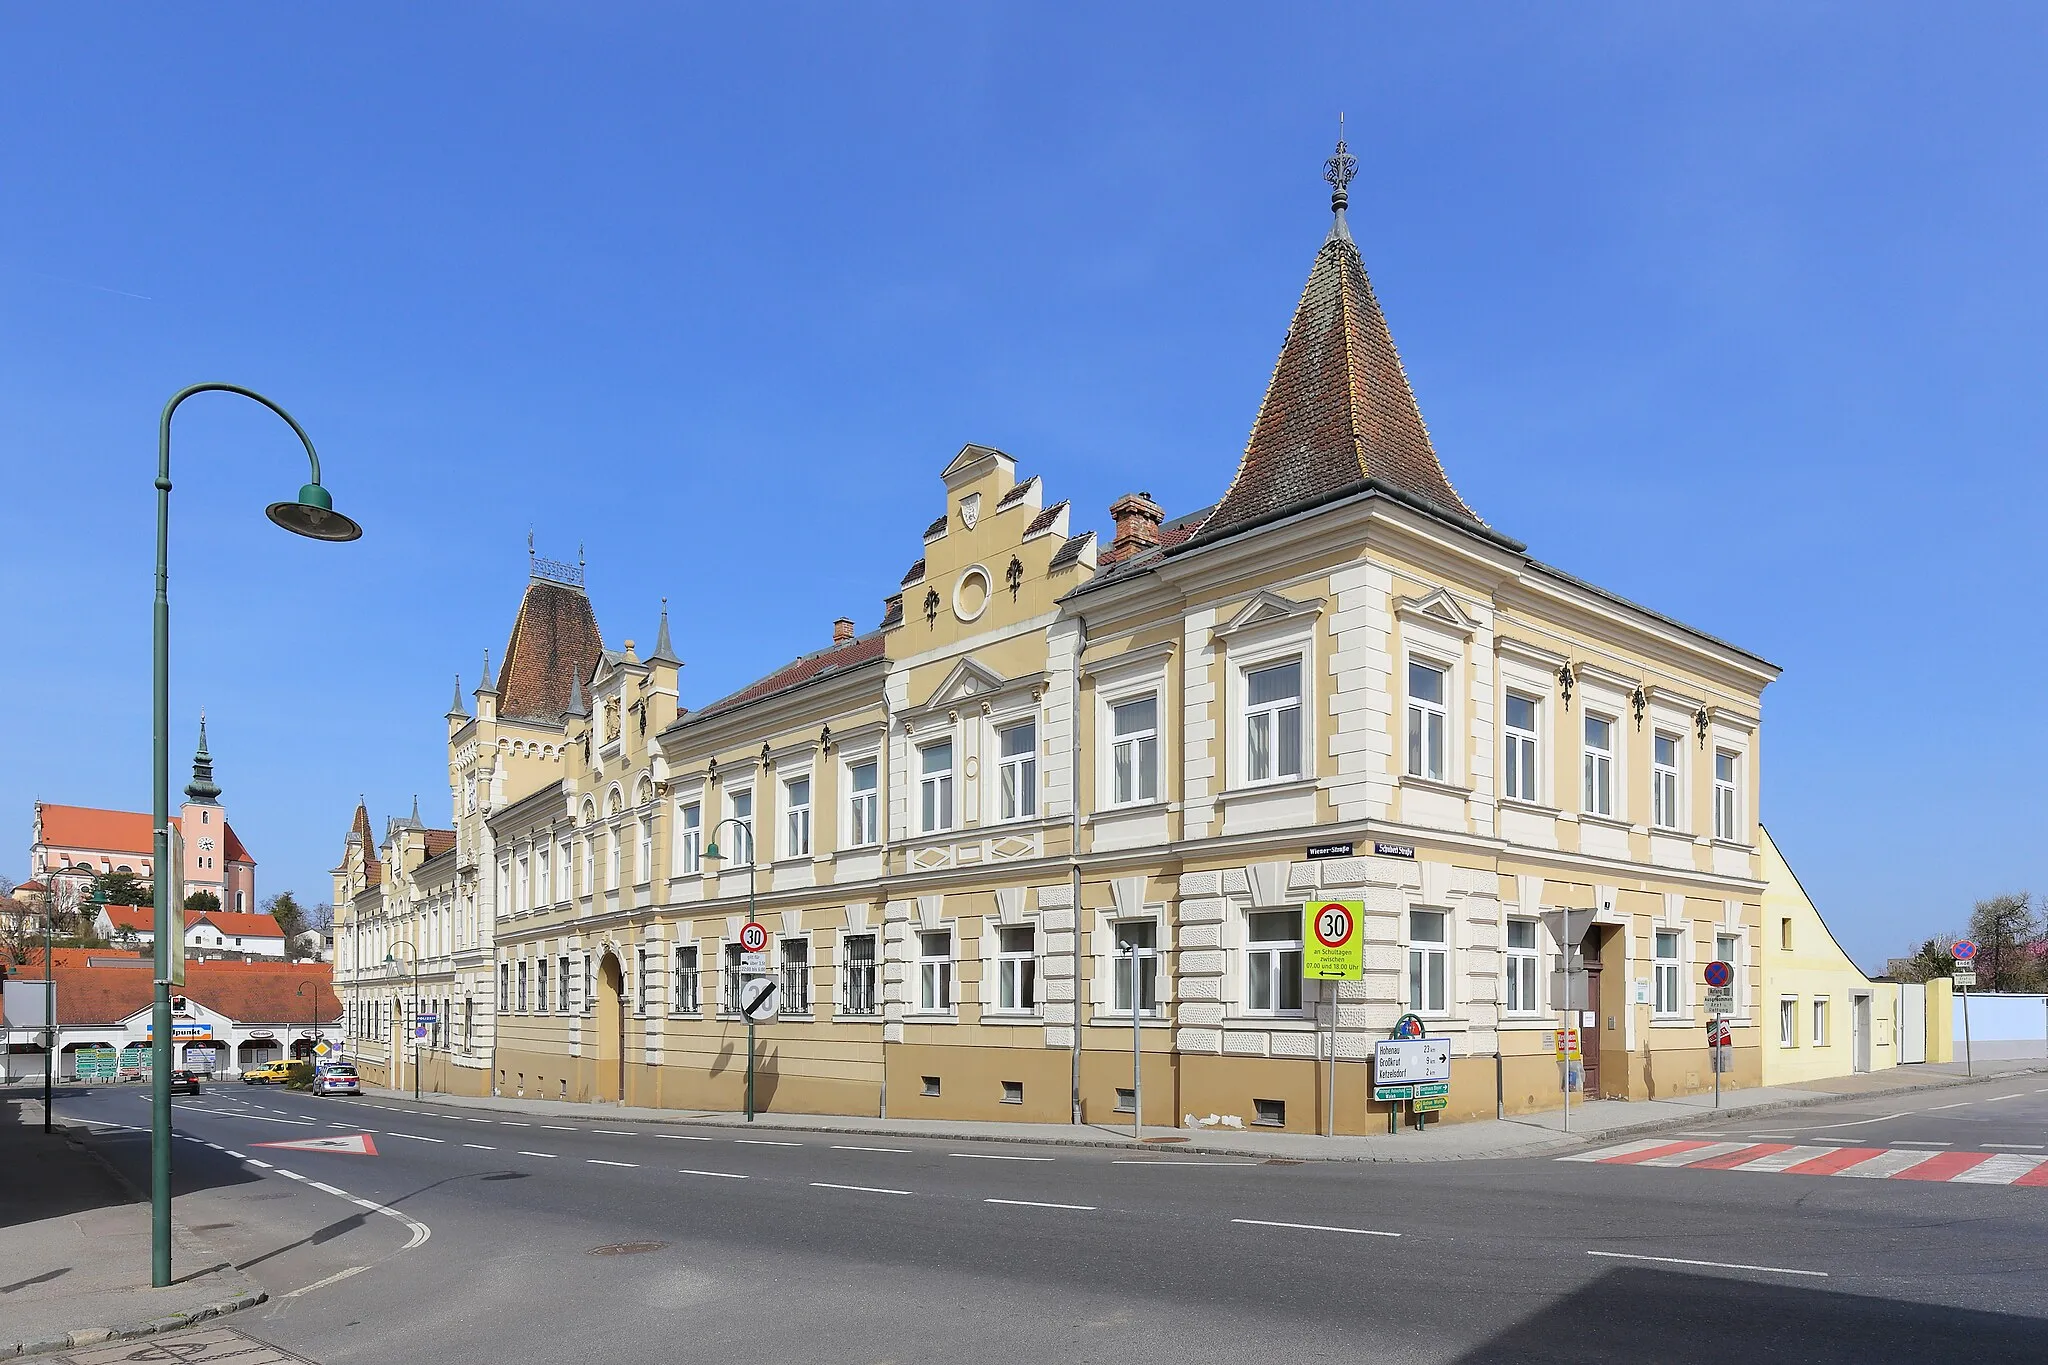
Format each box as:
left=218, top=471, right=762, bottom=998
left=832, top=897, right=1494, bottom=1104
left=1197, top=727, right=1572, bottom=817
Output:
left=58, top=1071, right=2048, bottom=1364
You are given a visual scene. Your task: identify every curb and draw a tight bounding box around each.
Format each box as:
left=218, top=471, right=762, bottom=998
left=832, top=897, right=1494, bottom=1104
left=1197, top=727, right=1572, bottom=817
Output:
left=373, top=1063, right=2047, bottom=1164
left=4, top=1112, right=271, bottom=1360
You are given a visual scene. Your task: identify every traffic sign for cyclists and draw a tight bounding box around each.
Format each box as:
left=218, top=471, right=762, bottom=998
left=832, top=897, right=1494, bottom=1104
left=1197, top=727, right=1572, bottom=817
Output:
left=739, top=975, right=780, bottom=1022
left=1303, top=901, right=1364, bottom=980
left=739, top=922, right=770, bottom=954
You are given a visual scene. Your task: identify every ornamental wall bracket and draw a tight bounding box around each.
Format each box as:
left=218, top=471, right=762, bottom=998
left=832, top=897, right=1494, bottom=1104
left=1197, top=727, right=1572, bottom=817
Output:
left=1630, top=685, right=1647, bottom=731
left=819, top=724, right=833, bottom=754
left=946, top=708, right=959, bottom=724
left=761, top=740, right=773, bottom=765
left=1558, top=662, right=1576, bottom=710
left=707, top=757, right=719, bottom=779
left=923, top=587, right=941, bottom=628
left=1694, top=705, right=1711, bottom=749
left=1006, top=556, right=1024, bottom=600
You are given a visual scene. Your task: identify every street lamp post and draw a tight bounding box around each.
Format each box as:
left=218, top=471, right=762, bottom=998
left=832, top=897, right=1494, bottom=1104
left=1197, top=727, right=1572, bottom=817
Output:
left=701, top=819, right=758, bottom=1121
left=384, top=942, right=420, bottom=1101
left=149, top=383, right=361, bottom=1288
left=296, top=979, right=319, bottom=1064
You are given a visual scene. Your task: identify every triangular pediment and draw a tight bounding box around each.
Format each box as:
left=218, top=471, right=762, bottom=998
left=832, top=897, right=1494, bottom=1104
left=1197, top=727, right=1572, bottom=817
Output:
left=918, top=656, right=1011, bottom=712
left=1395, top=587, right=1480, bottom=637
left=1215, top=589, right=1325, bottom=640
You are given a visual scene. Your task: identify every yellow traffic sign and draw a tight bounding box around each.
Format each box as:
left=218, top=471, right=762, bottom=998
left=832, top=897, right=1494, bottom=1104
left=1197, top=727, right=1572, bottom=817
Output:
left=1302, top=901, right=1364, bottom=980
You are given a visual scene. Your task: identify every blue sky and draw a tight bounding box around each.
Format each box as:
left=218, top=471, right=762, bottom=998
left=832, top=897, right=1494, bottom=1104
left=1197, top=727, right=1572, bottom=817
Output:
left=2, top=5, right=2041, bottom=969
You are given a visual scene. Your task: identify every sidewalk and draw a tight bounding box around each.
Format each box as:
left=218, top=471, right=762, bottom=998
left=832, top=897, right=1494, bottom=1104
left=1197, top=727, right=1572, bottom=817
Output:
left=364, top=1057, right=2047, bottom=1164
left=0, top=1097, right=266, bottom=1359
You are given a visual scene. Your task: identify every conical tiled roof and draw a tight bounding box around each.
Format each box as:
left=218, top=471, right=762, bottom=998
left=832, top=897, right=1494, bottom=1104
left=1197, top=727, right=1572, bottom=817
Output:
left=1187, top=140, right=1478, bottom=547
left=499, top=577, right=604, bottom=724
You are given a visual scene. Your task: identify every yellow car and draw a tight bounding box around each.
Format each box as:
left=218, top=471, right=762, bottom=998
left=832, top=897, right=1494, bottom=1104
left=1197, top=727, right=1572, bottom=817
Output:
left=242, top=1060, right=295, bottom=1085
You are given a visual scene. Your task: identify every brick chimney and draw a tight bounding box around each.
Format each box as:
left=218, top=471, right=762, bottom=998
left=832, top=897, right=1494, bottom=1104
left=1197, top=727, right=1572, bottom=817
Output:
left=833, top=616, right=857, bottom=645
left=1104, top=492, right=1165, bottom=564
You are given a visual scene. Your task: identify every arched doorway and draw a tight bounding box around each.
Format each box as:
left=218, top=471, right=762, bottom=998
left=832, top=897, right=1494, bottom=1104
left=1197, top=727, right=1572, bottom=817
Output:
left=595, top=951, right=625, bottom=1101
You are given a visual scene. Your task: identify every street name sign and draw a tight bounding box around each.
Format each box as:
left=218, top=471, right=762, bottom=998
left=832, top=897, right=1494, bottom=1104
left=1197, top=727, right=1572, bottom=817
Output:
left=1372, top=842, right=1415, bottom=859
left=1305, top=842, right=1354, bottom=859
left=739, top=922, right=770, bottom=954
left=1373, top=1037, right=1450, bottom=1085
left=739, top=976, right=780, bottom=1022
left=1303, top=901, right=1364, bottom=981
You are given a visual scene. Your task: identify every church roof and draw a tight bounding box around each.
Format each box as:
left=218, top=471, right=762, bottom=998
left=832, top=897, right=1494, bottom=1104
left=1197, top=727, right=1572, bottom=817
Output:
left=499, top=577, right=604, bottom=723
left=1186, top=138, right=1481, bottom=548
left=33, top=803, right=254, bottom=865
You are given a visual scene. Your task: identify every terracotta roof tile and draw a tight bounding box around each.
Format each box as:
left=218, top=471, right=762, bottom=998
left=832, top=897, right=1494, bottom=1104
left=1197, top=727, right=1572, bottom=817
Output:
left=190, top=911, right=285, bottom=939
left=36, top=805, right=156, bottom=857
left=1024, top=500, right=1068, bottom=537
left=27, top=962, right=339, bottom=1026
left=499, top=579, right=604, bottom=722
left=685, top=632, right=887, bottom=725
left=422, top=829, right=456, bottom=859
left=1187, top=203, right=1478, bottom=547
left=221, top=822, right=253, bottom=865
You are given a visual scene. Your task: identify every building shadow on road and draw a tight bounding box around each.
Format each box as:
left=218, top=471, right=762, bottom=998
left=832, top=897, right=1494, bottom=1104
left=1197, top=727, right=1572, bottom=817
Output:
left=1452, top=1266, right=2043, bottom=1364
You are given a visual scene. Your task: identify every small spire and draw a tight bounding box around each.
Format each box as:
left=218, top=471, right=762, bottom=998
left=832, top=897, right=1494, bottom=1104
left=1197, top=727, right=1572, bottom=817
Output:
left=184, top=711, right=222, bottom=803
left=477, top=648, right=497, bottom=694
left=410, top=794, right=422, bottom=824
left=1323, top=115, right=1357, bottom=242
left=564, top=668, right=589, bottom=720
left=447, top=673, right=469, bottom=719
left=647, top=597, right=680, bottom=665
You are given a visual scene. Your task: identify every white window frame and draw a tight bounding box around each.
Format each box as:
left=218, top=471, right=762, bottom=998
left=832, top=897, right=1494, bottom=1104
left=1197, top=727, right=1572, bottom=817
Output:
left=783, top=773, right=813, bottom=859
left=1714, top=749, right=1741, bottom=841
left=1653, top=930, right=1682, bottom=1016
left=1505, top=917, right=1541, bottom=1014
left=992, top=924, right=1038, bottom=1015
left=1812, top=996, right=1829, bottom=1047
left=1582, top=713, right=1616, bottom=817
left=1244, top=908, right=1304, bottom=1016
left=1240, top=657, right=1305, bottom=787
left=1109, top=918, right=1160, bottom=1017
left=1652, top=732, right=1683, bottom=830
left=916, top=929, right=954, bottom=1014
left=1406, top=657, right=1450, bottom=783
left=636, top=818, right=652, bottom=884
left=1502, top=692, right=1540, bottom=804
left=605, top=828, right=620, bottom=890
left=1714, top=932, right=1740, bottom=1015
left=1406, top=909, right=1450, bottom=1016
left=1779, top=996, right=1798, bottom=1048
left=537, top=846, right=551, bottom=904
left=675, top=801, right=702, bottom=876
left=845, top=756, right=879, bottom=848
left=996, top=719, right=1038, bottom=822
left=919, top=740, right=955, bottom=835
left=1107, top=692, right=1160, bottom=807
left=724, top=787, right=755, bottom=864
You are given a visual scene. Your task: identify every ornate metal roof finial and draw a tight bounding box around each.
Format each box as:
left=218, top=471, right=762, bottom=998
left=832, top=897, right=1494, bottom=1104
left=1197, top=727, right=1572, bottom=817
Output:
left=528, top=527, right=535, bottom=566
left=1323, top=114, right=1357, bottom=240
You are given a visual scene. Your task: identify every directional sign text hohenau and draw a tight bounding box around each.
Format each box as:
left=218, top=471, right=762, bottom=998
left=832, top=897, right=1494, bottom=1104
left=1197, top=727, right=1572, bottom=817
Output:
left=1302, top=900, right=1364, bottom=981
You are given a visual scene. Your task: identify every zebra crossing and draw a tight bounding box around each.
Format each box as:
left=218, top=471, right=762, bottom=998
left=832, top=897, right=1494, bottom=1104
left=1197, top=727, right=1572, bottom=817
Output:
left=1560, top=1137, right=2048, bottom=1187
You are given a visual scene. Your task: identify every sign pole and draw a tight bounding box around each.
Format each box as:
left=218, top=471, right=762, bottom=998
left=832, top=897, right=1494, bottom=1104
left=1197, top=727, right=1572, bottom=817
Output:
left=1127, top=942, right=1142, bottom=1142
left=1713, top=1011, right=1722, bottom=1110
left=1960, top=981, right=1972, bottom=1077
left=746, top=1015, right=756, bottom=1122
left=1561, top=905, right=1570, bottom=1136
left=1324, top=983, right=1336, bottom=1139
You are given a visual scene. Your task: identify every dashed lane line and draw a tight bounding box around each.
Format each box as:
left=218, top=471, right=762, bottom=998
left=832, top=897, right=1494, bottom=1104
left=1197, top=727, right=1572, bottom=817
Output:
left=390, top=1132, right=445, bottom=1143
left=986, top=1198, right=1096, bottom=1211
left=1233, top=1217, right=1401, bottom=1238
left=1112, top=1159, right=1261, bottom=1167
left=658, top=1134, right=712, bottom=1142
left=518, top=1151, right=558, bottom=1159
left=811, top=1182, right=912, bottom=1196
left=464, top=1143, right=497, bottom=1151
left=834, top=1145, right=913, bottom=1154
left=542, top=1125, right=578, bottom=1131
left=1587, top=1250, right=1826, bottom=1278
left=588, top=1159, right=638, bottom=1168
left=594, top=1129, right=634, bottom=1135
left=681, top=1169, right=749, bottom=1180
left=950, top=1152, right=1052, bottom=1162
left=735, top=1139, right=802, bottom=1147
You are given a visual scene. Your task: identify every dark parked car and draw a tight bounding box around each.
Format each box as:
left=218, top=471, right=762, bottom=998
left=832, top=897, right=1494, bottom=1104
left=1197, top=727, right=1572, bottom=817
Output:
left=169, top=1069, right=202, bottom=1095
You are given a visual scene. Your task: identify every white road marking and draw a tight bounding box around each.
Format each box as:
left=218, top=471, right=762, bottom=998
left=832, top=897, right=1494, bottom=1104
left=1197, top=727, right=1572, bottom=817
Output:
left=276, top=1170, right=305, bottom=1181
left=680, top=1169, right=749, bottom=1179
left=658, top=1134, right=712, bottom=1142
left=1986, top=1094, right=2024, bottom=1102
left=1895, top=1141, right=1950, bottom=1147
left=1996, top=1143, right=2045, bottom=1149
left=1731, top=1146, right=1836, bottom=1172
left=1233, top=1218, right=1401, bottom=1238
left=1775, top=1109, right=1913, bottom=1132
left=1925, top=1102, right=1972, bottom=1111
left=1559, top=1139, right=1672, bottom=1163
left=542, top=1125, right=577, bottom=1131
left=226, top=1150, right=246, bottom=1158
left=1588, top=1250, right=1825, bottom=1277
left=500, top=1121, right=530, bottom=1127
left=518, top=1151, right=558, bottom=1159
left=950, top=1152, right=1052, bottom=1162
left=594, top=1129, right=634, bottom=1135
left=245, top=1159, right=272, bottom=1169
left=390, top=1132, right=445, bottom=1143
left=1951, top=1154, right=2048, bottom=1185
left=588, top=1159, right=638, bottom=1168
left=283, top=1264, right=371, bottom=1299
left=987, top=1198, right=1096, bottom=1211
left=1111, top=1159, right=1260, bottom=1167
left=1836, top=1149, right=1947, bottom=1179
left=735, top=1139, right=802, bottom=1147
left=464, top=1143, right=497, bottom=1151
left=172, top=1107, right=316, bottom=1126
left=1642, top=1142, right=1753, bottom=1168
left=834, top=1145, right=913, bottom=1154
left=812, top=1182, right=912, bottom=1196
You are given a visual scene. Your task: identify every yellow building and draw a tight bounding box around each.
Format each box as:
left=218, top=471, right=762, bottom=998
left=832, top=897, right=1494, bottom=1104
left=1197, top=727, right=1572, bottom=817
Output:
left=348, top=142, right=1788, bottom=1131
left=1756, top=826, right=1897, bottom=1083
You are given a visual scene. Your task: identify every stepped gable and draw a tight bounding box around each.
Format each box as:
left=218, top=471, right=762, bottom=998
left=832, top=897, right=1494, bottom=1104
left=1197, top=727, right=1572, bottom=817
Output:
left=1186, top=136, right=1480, bottom=548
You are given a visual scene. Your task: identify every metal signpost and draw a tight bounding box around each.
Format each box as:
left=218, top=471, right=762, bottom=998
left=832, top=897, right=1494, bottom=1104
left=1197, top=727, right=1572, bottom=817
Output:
left=1703, top=958, right=1735, bottom=1109
left=737, top=919, right=774, bottom=1123
left=1372, top=1034, right=1451, bottom=1131
left=1952, top=939, right=1978, bottom=1075
left=1303, top=901, right=1365, bottom=1136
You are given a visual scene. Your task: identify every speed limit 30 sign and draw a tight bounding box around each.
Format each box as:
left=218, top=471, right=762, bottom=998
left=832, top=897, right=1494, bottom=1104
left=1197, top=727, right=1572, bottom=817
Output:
left=738, top=922, right=770, bottom=954
left=1304, top=900, right=1364, bottom=981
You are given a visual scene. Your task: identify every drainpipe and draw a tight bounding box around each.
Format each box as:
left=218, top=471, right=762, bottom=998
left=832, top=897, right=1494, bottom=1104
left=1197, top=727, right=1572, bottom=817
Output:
left=1069, top=614, right=1087, bottom=1126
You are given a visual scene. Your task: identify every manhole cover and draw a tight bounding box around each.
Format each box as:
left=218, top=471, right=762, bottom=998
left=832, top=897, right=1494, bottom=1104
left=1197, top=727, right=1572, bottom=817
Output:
left=588, top=1241, right=667, bottom=1256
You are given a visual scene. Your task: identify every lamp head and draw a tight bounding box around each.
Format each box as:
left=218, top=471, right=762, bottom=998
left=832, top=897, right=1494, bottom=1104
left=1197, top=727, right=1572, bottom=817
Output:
left=703, top=841, right=720, bottom=860
left=267, top=484, right=363, bottom=542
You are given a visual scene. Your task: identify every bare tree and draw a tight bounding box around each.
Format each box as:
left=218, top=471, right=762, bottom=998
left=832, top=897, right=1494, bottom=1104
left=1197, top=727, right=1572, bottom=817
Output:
left=0, top=895, right=36, bottom=967
left=1967, top=893, right=2041, bottom=993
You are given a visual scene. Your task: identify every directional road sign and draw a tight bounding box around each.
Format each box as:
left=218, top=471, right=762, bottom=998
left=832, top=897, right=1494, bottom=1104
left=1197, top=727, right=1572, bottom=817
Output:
left=1373, top=1037, right=1451, bottom=1085
left=739, top=922, right=770, bottom=954
left=1702, top=959, right=1733, bottom=990
left=253, top=1133, right=379, bottom=1156
left=1302, top=901, right=1364, bottom=981
left=739, top=975, right=780, bottom=1022
left=1411, top=1094, right=1448, bottom=1113
left=1372, top=1084, right=1413, bottom=1102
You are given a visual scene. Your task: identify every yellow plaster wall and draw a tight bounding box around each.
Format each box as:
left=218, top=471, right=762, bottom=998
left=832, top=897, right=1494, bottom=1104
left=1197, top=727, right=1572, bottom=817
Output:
left=1758, top=826, right=1897, bottom=1085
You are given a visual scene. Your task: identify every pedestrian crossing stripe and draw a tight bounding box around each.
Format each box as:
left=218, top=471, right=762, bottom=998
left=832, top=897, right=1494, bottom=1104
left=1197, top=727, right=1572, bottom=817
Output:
left=1561, top=1139, right=2048, bottom=1186
left=252, top=1133, right=379, bottom=1156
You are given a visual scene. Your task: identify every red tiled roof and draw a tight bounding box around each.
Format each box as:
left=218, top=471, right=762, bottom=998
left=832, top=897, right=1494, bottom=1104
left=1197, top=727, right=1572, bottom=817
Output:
left=36, top=804, right=155, bottom=858
left=98, top=905, right=156, bottom=933
left=12, top=948, right=148, bottom=971
left=190, top=911, right=285, bottom=939
left=1188, top=201, right=1478, bottom=547
left=995, top=476, right=1039, bottom=510
left=685, top=632, right=887, bottom=725
left=422, top=829, right=456, bottom=859
left=221, top=822, right=253, bottom=865
left=348, top=802, right=382, bottom=887
left=1023, top=501, right=1067, bottom=537
left=25, top=962, right=339, bottom=1026
left=499, top=578, right=604, bottom=722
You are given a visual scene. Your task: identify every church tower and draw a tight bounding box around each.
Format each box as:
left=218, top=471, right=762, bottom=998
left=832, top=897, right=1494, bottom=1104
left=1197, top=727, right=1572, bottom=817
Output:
left=177, top=713, right=255, bottom=912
